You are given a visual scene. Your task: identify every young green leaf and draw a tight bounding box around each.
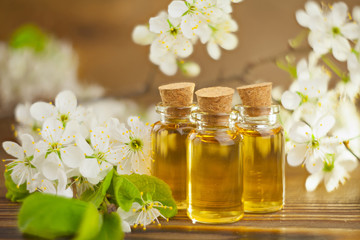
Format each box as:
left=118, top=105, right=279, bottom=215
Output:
left=9, top=24, right=49, bottom=52
left=4, top=170, right=29, bottom=202
left=18, top=193, right=99, bottom=239
left=123, top=174, right=177, bottom=218
left=112, top=173, right=141, bottom=211
left=80, top=169, right=114, bottom=208
left=89, top=213, right=124, bottom=240
left=75, top=202, right=103, bottom=240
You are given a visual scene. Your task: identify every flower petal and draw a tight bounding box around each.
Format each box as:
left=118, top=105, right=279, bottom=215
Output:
left=341, top=22, right=359, bottom=40
left=149, top=13, right=169, bottom=34
left=207, top=41, right=221, bottom=60
left=30, top=102, right=56, bottom=121
left=41, top=153, right=61, bottom=181
left=305, top=171, right=323, bottom=192
left=42, top=118, right=64, bottom=143
left=19, top=134, right=35, bottom=157
left=168, top=1, right=188, bottom=18
left=55, top=90, right=77, bottom=115
left=2, top=141, right=24, bottom=159
left=76, top=135, right=94, bottom=156
left=287, top=143, right=307, bottom=167
left=289, top=121, right=312, bottom=143
left=80, top=158, right=100, bottom=178
left=313, top=115, right=335, bottom=138
left=281, top=91, right=301, bottom=110
left=332, top=35, right=351, bottom=62
left=328, top=2, right=348, bottom=26
left=132, top=25, right=155, bottom=45
left=219, top=33, right=238, bottom=50
left=61, top=146, right=84, bottom=168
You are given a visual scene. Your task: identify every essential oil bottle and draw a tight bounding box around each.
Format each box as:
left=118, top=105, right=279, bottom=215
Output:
left=187, top=87, right=244, bottom=224
left=235, top=82, right=285, bottom=213
left=151, top=82, right=195, bottom=209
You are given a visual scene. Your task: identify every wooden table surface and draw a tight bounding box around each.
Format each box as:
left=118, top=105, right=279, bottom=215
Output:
left=0, top=117, right=360, bottom=240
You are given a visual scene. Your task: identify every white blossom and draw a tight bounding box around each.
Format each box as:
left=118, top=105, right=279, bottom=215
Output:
left=113, top=117, right=152, bottom=175
left=76, top=127, right=120, bottom=184
left=2, top=134, right=39, bottom=188
left=287, top=115, right=340, bottom=173
left=305, top=146, right=358, bottom=192
left=206, top=14, right=238, bottom=60
left=149, top=11, right=193, bottom=76
left=117, top=192, right=171, bottom=231
left=296, top=1, right=358, bottom=61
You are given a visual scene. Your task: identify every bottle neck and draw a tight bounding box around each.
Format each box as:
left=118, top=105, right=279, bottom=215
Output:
left=156, top=103, right=193, bottom=124
left=233, top=104, right=281, bottom=129
left=191, top=110, right=237, bottom=131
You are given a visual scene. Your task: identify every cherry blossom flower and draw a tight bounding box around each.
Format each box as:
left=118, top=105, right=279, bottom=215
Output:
left=281, top=53, right=330, bottom=113
left=305, top=146, right=358, bottom=192
left=117, top=192, right=170, bottom=231
left=287, top=115, right=340, bottom=173
left=2, top=134, right=39, bottom=188
left=296, top=1, right=358, bottom=61
left=30, top=90, right=85, bottom=125
left=113, top=117, right=152, bottom=175
left=149, top=11, right=193, bottom=76
left=206, top=14, right=238, bottom=60
left=76, top=127, right=120, bottom=184
left=34, top=118, right=83, bottom=176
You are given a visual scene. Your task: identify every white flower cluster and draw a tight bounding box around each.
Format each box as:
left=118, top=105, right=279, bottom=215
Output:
left=132, top=0, right=243, bottom=77
left=280, top=1, right=360, bottom=192
left=0, top=26, right=103, bottom=112
left=2, top=90, right=152, bottom=197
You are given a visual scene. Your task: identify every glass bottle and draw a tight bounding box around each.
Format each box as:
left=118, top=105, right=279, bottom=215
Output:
left=151, top=103, right=195, bottom=209
left=234, top=105, right=285, bottom=213
left=187, top=110, right=244, bottom=223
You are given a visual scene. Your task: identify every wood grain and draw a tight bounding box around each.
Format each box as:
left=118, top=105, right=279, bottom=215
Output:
left=0, top=117, right=360, bottom=239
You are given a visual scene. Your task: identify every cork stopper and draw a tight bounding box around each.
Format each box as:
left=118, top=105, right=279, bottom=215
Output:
left=159, top=82, right=195, bottom=107
left=195, top=87, right=234, bottom=113
left=236, top=82, right=272, bottom=116
left=237, top=82, right=272, bottom=107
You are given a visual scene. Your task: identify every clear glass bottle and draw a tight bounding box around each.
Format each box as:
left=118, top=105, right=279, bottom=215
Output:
left=151, top=103, right=195, bottom=209
left=234, top=105, right=285, bottom=213
left=187, top=110, right=244, bottom=223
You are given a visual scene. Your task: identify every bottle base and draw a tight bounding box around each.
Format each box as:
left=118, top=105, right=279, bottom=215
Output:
left=187, top=209, right=244, bottom=224
left=244, top=201, right=283, bottom=213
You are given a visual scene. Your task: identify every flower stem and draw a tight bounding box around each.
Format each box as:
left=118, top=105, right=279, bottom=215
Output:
left=343, top=140, right=360, bottom=161
left=321, top=55, right=347, bottom=80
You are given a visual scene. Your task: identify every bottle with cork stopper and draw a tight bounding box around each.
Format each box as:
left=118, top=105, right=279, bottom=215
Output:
left=187, top=87, right=244, bottom=224
left=235, top=82, right=285, bottom=213
left=151, top=82, right=196, bottom=209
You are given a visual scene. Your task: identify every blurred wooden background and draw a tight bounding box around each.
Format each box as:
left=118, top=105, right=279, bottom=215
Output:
left=0, top=0, right=359, bottom=106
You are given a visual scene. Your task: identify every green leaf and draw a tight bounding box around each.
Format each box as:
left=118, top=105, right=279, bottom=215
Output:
left=112, top=173, right=141, bottom=211
left=123, top=174, right=177, bottom=218
left=80, top=169, right=114, bottom=208
left=9, top=24, right=49, bottom=52
left=4, top=169, right=29, bottom=202
left=75, top=202, right=103, bottom=240
left=18, top=193, right=99, bottom=239
left=90, top=213, right=124, bottom=240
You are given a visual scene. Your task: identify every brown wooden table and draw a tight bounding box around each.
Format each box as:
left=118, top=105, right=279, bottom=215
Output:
left=0, top=117, right=360, bottom=240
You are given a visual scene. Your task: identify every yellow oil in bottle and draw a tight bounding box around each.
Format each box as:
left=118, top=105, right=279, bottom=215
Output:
left=151, top=121, right=194, bottom=209
left=187, top=128, right=244, bottom=223
left=237, top=125, right=284, bottom=213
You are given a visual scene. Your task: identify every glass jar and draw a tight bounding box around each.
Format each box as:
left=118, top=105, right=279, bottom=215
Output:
left=151, top=103, right=195, bottom=209
left=187, top=110, right=244, bottom=223
left=234, top=105, right=285, bottom=213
